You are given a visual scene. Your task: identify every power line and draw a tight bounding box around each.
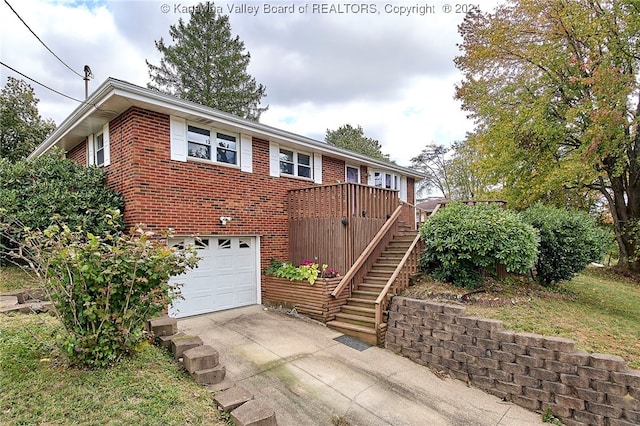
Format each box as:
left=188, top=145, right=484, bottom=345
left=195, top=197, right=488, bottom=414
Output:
left=0, top=61, right=86, bottom=104
left=4, top=0, right=84, bottom=79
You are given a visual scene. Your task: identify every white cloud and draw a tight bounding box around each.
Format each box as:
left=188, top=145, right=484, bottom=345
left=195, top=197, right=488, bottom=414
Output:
left=1, top=0, right=501, bottom=167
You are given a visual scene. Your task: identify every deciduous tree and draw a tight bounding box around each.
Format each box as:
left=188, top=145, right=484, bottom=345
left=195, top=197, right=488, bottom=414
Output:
left=325, top=124, right=390, bottom=161
left=455, top=0, right=640, bottom=270
left=0, top=77, right=55, bottom=162
left=147, top=1, right=267, bottom=121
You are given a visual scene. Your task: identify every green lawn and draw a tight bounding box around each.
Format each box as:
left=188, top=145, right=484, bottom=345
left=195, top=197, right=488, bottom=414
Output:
left=405, top=267, right=640, bottom=369
left=0, top=265, right=39, bottom=292
left=0, top=312, right=227, bottom=425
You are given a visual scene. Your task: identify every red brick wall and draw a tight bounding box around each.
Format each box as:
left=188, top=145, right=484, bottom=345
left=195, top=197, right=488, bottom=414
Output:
left=98, top=107, right=339, bottom=270
left=63, top=106, right=416, bottom=270
left=322, top=155, right=346, bottom=183
left=408, top=177, right=415, bottom=205
left=67, top=142, right=86, bottom=165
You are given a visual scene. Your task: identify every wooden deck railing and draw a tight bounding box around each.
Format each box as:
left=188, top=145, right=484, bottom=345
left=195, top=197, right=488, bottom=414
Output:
left=374, top=233, right=423, bottom=331
left=288, top=183, right=401, bottom=275
left=330, top=204, right=404, bottom=299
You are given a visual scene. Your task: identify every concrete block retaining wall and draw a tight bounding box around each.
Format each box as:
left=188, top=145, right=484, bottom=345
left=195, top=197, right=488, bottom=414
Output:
left=386, top=297, right=640, bottom=426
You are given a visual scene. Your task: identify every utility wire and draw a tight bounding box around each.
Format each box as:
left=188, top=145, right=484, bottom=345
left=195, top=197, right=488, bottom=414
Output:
left=0, top=61, right=86, bottom=104
left=4, top=0, right=84, bottom=78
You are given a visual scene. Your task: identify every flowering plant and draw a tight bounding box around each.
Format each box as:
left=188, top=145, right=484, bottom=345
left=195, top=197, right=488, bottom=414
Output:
left=265, top=258, right=339, bottom=285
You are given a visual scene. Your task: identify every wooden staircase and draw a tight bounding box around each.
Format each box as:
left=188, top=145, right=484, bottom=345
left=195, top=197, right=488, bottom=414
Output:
left=328, top=228, right=417, bottom=345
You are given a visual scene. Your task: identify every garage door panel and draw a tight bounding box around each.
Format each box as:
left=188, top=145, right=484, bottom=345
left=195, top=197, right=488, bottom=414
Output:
left=169, top=236, right=257, bottom=318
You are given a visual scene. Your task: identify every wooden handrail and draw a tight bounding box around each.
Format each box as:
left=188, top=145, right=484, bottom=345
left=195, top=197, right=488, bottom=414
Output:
left=330, top=203, right=403, bottom=298
left=374, top=233, right=422, bottom=326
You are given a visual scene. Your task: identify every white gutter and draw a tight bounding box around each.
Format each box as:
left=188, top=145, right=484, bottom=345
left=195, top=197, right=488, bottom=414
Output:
left=30, top=78, right=425, bottom=180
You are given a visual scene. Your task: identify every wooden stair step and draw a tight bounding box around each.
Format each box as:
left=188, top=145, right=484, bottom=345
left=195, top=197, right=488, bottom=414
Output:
left=340, top=305, right=375, bottom=317
left=358, top=284, right=385, bottom=293
left=334, top=312, right=376, bottom=326
left=346, top=297, right=376, bottom=307
left=352, top=290, right=378, bottom=300
left=327, top=321, right=377, bottom=345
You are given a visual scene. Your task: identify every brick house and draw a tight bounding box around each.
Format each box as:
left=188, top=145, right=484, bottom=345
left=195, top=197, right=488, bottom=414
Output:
left=32, top=78, right=424, bottom=343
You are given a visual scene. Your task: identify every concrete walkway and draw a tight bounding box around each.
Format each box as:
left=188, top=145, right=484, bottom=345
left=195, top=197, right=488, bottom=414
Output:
left=179, top=305, right=542, bottom=426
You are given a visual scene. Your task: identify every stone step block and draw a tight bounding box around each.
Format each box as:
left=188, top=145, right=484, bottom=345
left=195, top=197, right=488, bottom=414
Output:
left=191, top=365, right=226, bottom=384
left=154, top=332, right=185, bottom=349
left=170, top=335, right=203, bottom=359
left=149, top=316, right=178, bottom=336
left=213, top=386, right=253, bottom=412
left=183, top=345, right=219, bottom=373
left=231, top=399, right=277, bottom=426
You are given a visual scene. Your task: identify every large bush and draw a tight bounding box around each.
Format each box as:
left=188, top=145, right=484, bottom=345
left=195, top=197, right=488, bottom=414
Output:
left=520, top=204, right=610, bottom=285
left=419, top=202, right=538, bottom=289
left=18, top=216, right=199, bottom=367
left=0, top=152, right=124, bottom=258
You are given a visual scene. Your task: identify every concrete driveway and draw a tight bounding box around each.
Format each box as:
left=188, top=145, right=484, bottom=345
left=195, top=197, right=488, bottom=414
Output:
left=178, top=305, right=542, bottom=426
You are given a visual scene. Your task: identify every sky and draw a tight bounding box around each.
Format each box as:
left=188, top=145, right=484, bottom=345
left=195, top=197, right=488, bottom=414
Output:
left=0, top=0, right=502, bottom=167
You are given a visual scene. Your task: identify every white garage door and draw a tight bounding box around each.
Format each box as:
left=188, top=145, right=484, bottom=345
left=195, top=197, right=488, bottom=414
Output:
left=168, top=236, right=258, bottom=318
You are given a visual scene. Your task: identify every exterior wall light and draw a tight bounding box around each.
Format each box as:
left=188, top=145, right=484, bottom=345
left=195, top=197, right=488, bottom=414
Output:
left=220, top=216, right=232, bottom=225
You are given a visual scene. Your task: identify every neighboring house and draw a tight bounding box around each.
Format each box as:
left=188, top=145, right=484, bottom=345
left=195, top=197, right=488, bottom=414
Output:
left=30, top=78, right=424, bottom=341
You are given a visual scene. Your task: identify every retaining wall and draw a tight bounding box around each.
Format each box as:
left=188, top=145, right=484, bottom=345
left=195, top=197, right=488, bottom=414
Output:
left=386, top=297, right=639, bottom=426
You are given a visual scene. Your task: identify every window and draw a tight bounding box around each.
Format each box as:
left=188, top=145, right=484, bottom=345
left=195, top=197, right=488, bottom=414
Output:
left=346, top=165, right=360, bottom=183
left=279, top=148, right=313, bottom=179
left=95, top=133, right=105, bottom=166
left=218, top=239, right=232, bottom=250
left=187, top=124, right=238, bottom=166
left=371, top=170, right=400, bottom=190
left=88, top=124, right=109, bottom=167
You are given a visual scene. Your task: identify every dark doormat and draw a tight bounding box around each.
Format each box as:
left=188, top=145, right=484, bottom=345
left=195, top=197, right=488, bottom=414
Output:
left=333, top=334, right=371, bottom=352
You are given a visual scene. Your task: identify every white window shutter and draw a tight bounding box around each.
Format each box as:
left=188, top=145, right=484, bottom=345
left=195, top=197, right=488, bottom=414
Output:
left=400, top=176, right=408, bottom=202
left=269, top=142, right=279, bottom=177
left=170, top=116, right=187, bottom=162
left=102, top=123, right=111, bottom=166
left=313, top=153, right=322, bottom=184
left=240, top=134, right=252, bottom=173
left=87, top=134, right=95, bottom=166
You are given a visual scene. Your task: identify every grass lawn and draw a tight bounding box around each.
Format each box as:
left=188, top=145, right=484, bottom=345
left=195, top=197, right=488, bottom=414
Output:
left=0, top=265, right=40, bottom=292
left=0, top=313, right=227, bottom=426
left=402, top=266, right=640, bottom=370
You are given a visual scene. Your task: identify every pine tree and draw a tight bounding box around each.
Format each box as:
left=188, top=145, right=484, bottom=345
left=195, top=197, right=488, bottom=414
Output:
left=146, top=2, right=267, bottom=121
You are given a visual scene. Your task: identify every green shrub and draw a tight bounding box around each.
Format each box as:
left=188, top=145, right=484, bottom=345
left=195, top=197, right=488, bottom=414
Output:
left=18, top=214, right=199, bottom=367
left=419, top=202, right=538, bottom=289
left=0, top=152, right=124, bottom=259
left=520, top=203, right=610, bottom=285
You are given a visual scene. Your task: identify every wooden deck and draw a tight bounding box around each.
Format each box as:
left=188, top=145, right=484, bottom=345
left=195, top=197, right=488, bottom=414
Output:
left=288, top=183, right=409, bottom=275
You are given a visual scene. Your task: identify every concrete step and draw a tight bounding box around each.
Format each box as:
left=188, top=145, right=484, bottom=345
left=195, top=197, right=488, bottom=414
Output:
left=231, top=399, right=277, bottom=426
left=340, top=305, right=375, bottom=318
left=327, top=321, right=377, bottom=345
left=154, top=332, right=185, bottom=349
left=214, top=386, right=254, bottom=413
left=192, top=364, right=226, bottom=385
left=170, top=335, right=203, bottom=359
left=334, top=312, right=376, bottom=327
left=149, top=316, right=178, bottom=336
left=183, top=345, right=220, bottom=373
